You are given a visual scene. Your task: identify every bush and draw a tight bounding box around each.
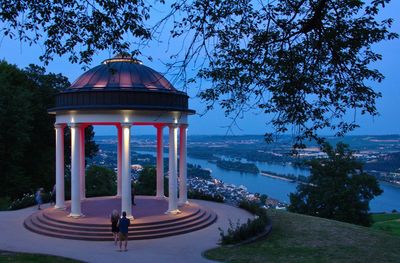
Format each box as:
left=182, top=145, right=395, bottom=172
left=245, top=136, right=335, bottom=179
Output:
left=219, top=200, right=269, bottom=245
left=188, top=190, right=224, bottom=203
left=0, top=197, right=11, bottom=210
left=85, top=165, right=116, bottom=197
left=134, top=166, right=169, bottom=196
left=7, top=192, right=51, bottom=210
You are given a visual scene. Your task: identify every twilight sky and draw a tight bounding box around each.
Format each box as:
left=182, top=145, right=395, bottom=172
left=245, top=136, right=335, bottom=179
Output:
left=1, top=1, right=399, bottom=136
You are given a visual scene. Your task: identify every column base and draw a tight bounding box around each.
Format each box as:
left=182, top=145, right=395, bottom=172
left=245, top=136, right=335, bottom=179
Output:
left=127, top=216, right=135, bottom=220
left=165, top=209, right=181, bottom=215
left=68, top=213, right=85, bottom=218
left=155, top=195, right=166, bottom=200
left=178, top=200, right=189, bottom=206
left=54, top=205, right=66, bottom=210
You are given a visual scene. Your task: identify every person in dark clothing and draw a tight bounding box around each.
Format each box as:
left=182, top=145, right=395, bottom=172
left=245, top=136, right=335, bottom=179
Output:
left=35, top=188, right=43, bottom=210
left=110, top=210, right=120, bottom=245
left=118, top=211, right=130, bottom=251
left=131, top=184, right=136, bottom=206
left=50, top=185, right=56, bottom=206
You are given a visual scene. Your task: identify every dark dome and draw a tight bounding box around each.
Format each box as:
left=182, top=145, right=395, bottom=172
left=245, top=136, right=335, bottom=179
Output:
left=69, top=57, right=176, bottom=92
left=49, top=56, right=194, bottom=114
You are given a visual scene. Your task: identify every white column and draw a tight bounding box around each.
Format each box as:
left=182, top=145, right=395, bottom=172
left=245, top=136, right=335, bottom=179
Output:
left=117, top=125, right=122, bottom=197
left=80, top=125, right=86, bottom=200
left=155, top=125, right=165, bottom=199
left=70, top=123, right=82, bottom=217
left=179, top=124, right=188, bottom=205
left=166, top=124, right=180, bottom=214
left=121, top=123, right=133, bottom=219
left=55, top=124, right=65, bottom=209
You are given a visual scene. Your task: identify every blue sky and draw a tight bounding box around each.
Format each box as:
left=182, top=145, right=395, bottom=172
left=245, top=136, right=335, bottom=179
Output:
left=1, top=1, right=399, bottom=136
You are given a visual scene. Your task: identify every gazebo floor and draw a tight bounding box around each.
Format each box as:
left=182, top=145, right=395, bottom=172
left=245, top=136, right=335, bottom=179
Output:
left=24, top=196, right=217, bottom=241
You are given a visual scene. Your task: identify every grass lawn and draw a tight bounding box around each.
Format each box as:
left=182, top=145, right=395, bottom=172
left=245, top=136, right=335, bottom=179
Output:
left=204, top=210, right=400, bottom=263
left=372, top=213, right=400, bottom=236
left=0, top=251, right=80, bottom=262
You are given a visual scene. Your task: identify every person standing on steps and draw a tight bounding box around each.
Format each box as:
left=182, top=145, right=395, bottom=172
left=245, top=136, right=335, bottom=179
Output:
left=110, top=210, right=120, bottom=245
left=118, top=211, right=130, bottom=252
left=50, top=185, right=56, bottom=206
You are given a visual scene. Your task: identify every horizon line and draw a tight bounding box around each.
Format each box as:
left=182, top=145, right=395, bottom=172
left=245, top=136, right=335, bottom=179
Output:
left=93, top=133, right=400, bottom=137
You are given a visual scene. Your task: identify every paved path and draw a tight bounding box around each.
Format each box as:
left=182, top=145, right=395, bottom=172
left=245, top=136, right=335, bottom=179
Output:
left=0, top=200, right=252, bottom=263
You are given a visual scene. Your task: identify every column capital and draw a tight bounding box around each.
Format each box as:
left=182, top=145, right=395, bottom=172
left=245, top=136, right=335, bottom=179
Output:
left=69, top=123, right=82, bottom=128
left=54, top=123, right=66, bottom=129
left=168, top=123, right=179, bottom=129
left=154, top=123, right=165, bottom=129
left=120, top=122, right=132, bottom=128
left=179, top=124, right=188, bottom=129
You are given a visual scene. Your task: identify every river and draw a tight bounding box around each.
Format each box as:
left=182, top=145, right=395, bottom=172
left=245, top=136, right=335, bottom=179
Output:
left=137, top=150, right=400, bottom=213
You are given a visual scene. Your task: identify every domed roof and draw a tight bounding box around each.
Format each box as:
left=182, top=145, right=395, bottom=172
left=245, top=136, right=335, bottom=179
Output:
left=49, top=55, right=194, bottom=114
left=69, top=56, right=176, bottom=92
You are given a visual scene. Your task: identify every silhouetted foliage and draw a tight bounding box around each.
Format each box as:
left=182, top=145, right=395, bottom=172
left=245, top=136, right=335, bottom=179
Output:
left=0, top=0, right=151, bottom=65
left=0, top=62, right=67, bottom=198
left=0, top=61, right=98, bottom=199
left=188, top=190, right=224, bottom=203
left=219, top=200, right=269, bottom=244
left=187, top=163, right=212, bottom=180
left=85, top=165, right=116, bottom=197
left=288, top=142, right=383, bottom=226
left=0, top=61, right=36, bottom=198
left=0, top=1, right=397, bottom=145
left=134, top=167, right=168, bottom=196
left=167, top=0, right=398, bottom=146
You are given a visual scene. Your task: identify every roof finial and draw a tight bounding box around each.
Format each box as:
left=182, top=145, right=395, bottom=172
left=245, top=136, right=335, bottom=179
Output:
left=102, top=53, right=142, bottom=65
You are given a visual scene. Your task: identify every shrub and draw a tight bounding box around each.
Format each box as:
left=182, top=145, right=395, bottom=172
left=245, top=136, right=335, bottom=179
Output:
left=188, top=190, right=224, bottom=203
left=85, top=165, right=116, bottom=197
left=0, top=197, right=11, bottom=210
left=219, top=200, right=269, bottom=245
left=7, top=192, right=51, bottom=210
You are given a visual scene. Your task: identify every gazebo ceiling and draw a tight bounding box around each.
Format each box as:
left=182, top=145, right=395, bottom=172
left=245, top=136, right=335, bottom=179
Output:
left=49, top=55, right=195, bottom=114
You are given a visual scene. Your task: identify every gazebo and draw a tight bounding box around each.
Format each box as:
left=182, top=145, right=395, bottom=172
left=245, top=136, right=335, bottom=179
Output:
left=48, top=55, right=195, bottom=219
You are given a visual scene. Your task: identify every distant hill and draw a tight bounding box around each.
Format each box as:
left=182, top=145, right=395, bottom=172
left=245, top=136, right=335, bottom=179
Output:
left=95, top=134, right=400, bottom=151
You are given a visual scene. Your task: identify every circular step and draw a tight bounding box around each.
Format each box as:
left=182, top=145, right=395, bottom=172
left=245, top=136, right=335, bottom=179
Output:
left=24, top=196, right=217, bottom=241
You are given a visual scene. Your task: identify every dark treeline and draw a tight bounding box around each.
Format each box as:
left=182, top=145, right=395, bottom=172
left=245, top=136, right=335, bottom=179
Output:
left=216, top=160, right=259, bottom=174
left=187, top=146, right=294, bottom=163
left=0, top=61, right=98, bottom=200
left=364, top=152, right=400, bottom=173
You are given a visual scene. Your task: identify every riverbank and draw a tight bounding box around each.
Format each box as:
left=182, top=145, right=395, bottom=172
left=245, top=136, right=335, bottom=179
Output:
left=260, top=172, right=295, bottom=182
left=260, top=171, right=310, bottom=185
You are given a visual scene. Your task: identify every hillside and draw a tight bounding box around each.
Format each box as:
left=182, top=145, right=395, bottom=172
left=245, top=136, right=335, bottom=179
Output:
left=205, top=210, right=400, bottom=263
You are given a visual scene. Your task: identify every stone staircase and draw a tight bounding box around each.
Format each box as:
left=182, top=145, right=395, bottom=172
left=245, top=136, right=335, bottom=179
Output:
left=24, top=200, right=217, bottom=241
